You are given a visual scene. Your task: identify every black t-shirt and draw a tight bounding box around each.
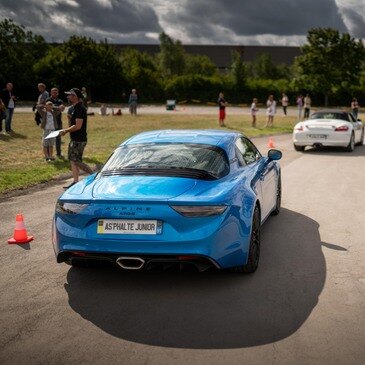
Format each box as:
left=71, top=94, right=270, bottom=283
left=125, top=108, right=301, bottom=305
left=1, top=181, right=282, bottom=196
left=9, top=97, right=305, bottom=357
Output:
left=70, top=102, right=87, bottom=142
left=218, top=97, right=226, bottom=110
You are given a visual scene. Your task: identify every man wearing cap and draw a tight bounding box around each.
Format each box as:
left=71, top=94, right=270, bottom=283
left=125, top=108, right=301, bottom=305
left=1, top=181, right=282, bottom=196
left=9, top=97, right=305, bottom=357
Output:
left=60, top=88, right=93, bottom=189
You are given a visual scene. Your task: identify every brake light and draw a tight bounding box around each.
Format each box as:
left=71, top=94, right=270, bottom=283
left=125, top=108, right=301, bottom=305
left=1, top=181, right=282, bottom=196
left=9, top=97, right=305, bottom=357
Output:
left=295, top=125, right=303, bottom=131
left=334, top=125, right=349, bottom=131
left=171, top=205, right=227, bottom=217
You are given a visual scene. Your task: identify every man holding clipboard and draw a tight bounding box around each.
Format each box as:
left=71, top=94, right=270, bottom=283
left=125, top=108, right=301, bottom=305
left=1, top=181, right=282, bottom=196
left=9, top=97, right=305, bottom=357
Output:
left=60, top=88, right=93, bottom=189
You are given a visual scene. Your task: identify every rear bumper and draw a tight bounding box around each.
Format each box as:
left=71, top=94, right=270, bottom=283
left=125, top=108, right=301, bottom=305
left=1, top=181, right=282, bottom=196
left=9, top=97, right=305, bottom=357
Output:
left=293, top=132, right=350, bottom=147
left=52, top=216, right=250, bottom=269
left=57, top=251, right=220, bottom=271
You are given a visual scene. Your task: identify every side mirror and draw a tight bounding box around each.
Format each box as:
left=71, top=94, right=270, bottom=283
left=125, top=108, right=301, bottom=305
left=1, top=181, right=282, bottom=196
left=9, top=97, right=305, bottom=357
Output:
left=268, top=149, right=282, bottom=161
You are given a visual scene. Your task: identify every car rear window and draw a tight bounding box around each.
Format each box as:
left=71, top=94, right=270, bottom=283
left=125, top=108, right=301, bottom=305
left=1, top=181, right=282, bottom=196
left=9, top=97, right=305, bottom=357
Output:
left=311, top=112, right=349, bottom=121
left=101, top=143, right=230, bottom=180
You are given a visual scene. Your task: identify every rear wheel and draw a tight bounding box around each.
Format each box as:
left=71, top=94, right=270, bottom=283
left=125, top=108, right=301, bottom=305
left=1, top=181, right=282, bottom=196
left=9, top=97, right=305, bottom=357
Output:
left=294, top=144, right=305, bottom=151
left=271, top=174, right=281, bottom=216
left=345, top=133, right=355, bottom=152
left=230, top=206, right=261, bottom=274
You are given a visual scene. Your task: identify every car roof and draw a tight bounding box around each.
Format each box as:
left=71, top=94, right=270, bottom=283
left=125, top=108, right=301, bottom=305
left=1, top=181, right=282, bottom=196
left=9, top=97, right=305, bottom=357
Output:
left=122, top=129, right=243, bottom=149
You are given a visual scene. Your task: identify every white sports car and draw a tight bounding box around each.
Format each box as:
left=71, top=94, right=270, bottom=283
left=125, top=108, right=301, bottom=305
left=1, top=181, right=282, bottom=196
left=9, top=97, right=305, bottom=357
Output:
left=293, top=110, right=364, bottom=152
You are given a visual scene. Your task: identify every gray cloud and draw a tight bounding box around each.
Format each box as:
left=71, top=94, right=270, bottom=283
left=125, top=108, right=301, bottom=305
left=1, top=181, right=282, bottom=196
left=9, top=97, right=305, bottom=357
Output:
left=340, top=7, right=365, bottom=37
left=0, top=0, right=362, bottom=44
left=162, top=0, right=348, bottom=41
left=0, top=0, right=162, bottom=42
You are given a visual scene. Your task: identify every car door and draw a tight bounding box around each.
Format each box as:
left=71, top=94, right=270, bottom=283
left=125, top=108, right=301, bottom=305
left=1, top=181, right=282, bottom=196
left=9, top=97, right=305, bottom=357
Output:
left=235, top=137, right=275, bottom=220
left=349, top=113, right=362, bottom=142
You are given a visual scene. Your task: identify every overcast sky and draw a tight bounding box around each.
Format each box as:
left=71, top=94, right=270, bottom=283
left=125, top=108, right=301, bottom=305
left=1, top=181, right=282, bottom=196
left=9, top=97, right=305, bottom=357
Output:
left=1, top=0, right=364, bottom=45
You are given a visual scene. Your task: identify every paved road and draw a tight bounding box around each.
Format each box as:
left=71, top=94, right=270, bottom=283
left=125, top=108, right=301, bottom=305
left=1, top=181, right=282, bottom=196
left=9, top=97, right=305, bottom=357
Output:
left=0, top=135, right=364, bottom=365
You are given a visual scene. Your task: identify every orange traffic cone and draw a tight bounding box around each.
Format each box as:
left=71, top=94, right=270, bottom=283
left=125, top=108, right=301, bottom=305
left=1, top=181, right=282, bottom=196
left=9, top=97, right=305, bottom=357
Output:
left=8, top=214, right=34, bottom=244
left=267, top=137, right=275, bottom=148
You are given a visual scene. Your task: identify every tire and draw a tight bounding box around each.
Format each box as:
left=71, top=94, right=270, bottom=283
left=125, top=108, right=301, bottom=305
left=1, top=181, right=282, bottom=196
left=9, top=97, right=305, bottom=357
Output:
left=294, top=144, right=305, bottom=152
left=270, top=174, right=281, bottom=216
left=230, top=206, right=261, bottom=274
left=345, top=133, right=355, bottom=152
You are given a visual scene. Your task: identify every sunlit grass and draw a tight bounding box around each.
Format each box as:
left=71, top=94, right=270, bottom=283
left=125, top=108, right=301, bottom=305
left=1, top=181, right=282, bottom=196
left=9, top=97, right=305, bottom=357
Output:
left=0, top=112, right=295, bottom=194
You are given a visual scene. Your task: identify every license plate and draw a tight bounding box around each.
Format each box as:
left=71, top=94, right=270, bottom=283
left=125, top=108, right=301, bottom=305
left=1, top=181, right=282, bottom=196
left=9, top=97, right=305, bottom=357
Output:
left=308, top=134, right=327, bottom=139
left=97, top=219, right=162, bottom=235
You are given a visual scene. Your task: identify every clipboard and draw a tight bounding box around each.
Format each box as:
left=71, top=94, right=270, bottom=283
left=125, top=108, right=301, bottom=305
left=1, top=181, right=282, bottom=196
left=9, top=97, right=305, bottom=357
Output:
left=44, top=130, right=62, bottom=139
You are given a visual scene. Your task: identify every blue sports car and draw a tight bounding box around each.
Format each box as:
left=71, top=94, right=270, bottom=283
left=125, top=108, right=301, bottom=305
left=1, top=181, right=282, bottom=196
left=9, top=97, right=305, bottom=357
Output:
left=53, top=129, right=282, bottom=273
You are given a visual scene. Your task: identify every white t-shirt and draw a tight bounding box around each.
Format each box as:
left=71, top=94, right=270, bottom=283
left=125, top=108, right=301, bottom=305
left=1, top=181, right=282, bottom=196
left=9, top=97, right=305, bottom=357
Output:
left=8, top=97, right=14, bottom=108
left=45, top=112, right=55, bottom=130
left=250, top=102, right=258, bottom=116
left=266, top=100, right=276, bottom=116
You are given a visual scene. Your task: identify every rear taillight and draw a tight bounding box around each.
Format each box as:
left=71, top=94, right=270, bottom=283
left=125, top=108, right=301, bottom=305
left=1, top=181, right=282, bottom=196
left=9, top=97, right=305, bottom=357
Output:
left=334, top=125, right=349, bottom=131
left=295, top=125, right=303, bottom=131
left=171, top=205, right=227, bottom=217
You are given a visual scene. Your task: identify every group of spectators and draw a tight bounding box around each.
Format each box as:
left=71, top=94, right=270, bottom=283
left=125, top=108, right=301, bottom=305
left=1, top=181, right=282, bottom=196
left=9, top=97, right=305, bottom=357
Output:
left=1, top=82, right=139, bottom=190
left=99, top=89, right=138, bottom=116
left=0, top=82, right=92, bottom=189
left=32, top=83, right=93, bottom=189
left=215, top=92, right=361, bottom=129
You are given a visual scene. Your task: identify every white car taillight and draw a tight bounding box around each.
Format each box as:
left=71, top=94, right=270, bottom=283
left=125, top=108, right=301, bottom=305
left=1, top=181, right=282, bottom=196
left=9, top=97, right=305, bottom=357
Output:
left=171, top=205, right=227, bottom=217
left=295, top=125, right=304, bottom=131
left=334, top=125, right=349, bottom=131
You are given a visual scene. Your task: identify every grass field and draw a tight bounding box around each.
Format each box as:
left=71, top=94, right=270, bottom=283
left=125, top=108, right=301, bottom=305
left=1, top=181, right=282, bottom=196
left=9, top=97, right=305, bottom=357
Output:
left=0, top=112, right=296, bottom=194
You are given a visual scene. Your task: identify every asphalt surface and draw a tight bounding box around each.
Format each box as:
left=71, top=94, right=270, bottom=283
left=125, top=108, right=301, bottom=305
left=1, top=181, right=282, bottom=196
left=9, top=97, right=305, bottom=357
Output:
left=0, top=134, right=364, bottom=365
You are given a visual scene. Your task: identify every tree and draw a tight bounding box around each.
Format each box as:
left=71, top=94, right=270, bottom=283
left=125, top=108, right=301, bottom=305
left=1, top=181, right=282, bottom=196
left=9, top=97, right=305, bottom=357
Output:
left=158, top=32, right=186, bottom=77
left=230, top=51, right=246, bottom=91
left=34, top=36, right=125, bottom=102
left=0, top=18, right=48, bottom=98
left=294, top=28, right=365, bottom=106
left=252, top=53, right=277, bottom=79
left=120, top=47, right=162, bottom=101
left=185, top=54, right=217, bottom=77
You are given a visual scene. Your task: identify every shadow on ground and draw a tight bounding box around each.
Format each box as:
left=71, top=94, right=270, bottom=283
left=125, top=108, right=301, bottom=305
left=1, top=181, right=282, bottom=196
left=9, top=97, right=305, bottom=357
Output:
left=65, top=208, right=326, bottom=349
left=302, top=144, right=365, bottom=156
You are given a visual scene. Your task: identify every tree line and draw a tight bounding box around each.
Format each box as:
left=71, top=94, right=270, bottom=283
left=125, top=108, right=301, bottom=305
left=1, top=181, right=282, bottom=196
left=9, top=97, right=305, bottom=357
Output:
left=1, top=18, right=364, bottom=106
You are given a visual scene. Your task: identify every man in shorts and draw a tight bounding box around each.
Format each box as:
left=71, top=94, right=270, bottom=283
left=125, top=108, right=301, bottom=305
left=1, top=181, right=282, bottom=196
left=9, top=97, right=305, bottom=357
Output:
left=60, top=88, right=93, bottom=189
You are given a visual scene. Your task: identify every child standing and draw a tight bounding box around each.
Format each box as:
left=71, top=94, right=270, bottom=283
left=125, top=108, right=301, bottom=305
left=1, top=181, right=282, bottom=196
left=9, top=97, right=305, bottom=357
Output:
left=37, top=101, right=63, bottom=161
left=250, top=98, right=259, bottom=128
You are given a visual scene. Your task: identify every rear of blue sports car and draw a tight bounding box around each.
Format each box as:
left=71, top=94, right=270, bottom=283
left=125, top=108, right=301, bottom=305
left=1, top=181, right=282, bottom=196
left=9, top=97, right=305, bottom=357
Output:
left=53, top=132, right=255, bottom=271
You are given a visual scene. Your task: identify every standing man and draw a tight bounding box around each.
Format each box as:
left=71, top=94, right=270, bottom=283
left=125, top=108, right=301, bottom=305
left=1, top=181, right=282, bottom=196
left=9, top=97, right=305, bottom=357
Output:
left=217, top=92, right=227, bottom=127
left=35, top=83, right=49, bottom=126
left=128, top=88, right=138, bottom=115
left=60, top=88, right=93, bottom=189
left=304, top=94, right=312, bottom=119
left=81, top=87, right=89, bottom=111
left=47, top=88, right=64, bottom=158
left=1, top=82, right=16, bottom=133
left=281, top=92, right=289, bottom=116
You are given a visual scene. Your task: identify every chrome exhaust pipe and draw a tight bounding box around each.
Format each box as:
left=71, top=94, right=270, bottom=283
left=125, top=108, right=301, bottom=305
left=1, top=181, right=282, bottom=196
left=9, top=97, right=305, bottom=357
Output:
left=116, top=256, right=145, bottom=270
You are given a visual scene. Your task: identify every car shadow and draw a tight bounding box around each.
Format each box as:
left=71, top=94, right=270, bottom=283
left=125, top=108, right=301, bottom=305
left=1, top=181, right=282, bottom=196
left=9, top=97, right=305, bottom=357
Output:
left=64, top=208, right=326, bottom=349
left=303, top=144, right=365, bottom=156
